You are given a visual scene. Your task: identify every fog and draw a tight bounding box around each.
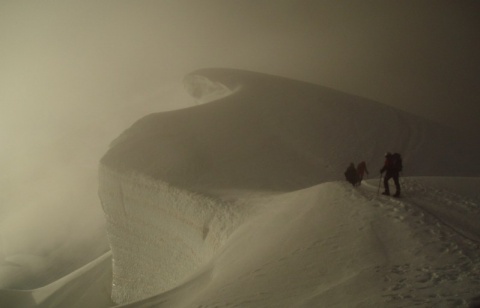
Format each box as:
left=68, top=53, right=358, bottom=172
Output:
left=0, top=0, right=479, bottom=286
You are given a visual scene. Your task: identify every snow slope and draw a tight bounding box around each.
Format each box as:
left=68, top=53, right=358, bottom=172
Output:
left=2, top=68, right=480, bottom=307
left=117, top=178, right=480, bottom=307
left=3, top=178, right=480, bottom=307
left=97, top=69, right=480, bottom=305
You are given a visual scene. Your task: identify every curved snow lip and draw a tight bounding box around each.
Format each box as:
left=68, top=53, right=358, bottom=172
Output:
left=183, top=73, right=241, bottom=104
left=103, top=68, right=480, bottom=196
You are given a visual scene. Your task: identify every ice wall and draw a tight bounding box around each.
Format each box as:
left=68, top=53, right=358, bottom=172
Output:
left=98, top=166, right=247, bottom=304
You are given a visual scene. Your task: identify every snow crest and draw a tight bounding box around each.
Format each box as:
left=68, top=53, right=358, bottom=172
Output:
left=98, top=166, right=248, bottom=304
left=98, top=68, right=480, bottom=305
left=183, top=74, right=240, bottom=104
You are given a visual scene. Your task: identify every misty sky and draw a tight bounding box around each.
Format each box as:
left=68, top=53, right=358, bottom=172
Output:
left=1, top=1, right=479, bottom=220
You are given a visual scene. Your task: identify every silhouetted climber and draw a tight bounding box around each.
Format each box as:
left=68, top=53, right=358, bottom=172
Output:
left=380, top=152, right=402, bottom=197
left=344, top=163, right=359, bottom=187
left=356, top=161, right=369, bottom=186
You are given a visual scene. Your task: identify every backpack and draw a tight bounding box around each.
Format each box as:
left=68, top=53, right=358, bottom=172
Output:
left=391, top=153, right=403, bottom=172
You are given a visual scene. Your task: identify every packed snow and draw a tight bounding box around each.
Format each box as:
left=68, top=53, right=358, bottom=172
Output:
left=1, top=69, right=480, bottom=307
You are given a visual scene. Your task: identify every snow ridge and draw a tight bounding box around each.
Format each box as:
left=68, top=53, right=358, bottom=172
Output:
left=98, top=68, right=480, bottom=304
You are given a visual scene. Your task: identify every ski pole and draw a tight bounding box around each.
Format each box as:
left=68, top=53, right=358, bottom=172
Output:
left=377, top=173, right=383, bottom=195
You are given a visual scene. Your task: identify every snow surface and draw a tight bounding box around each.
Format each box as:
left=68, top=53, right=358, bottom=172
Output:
left=2, top=69, right=480, bottom=307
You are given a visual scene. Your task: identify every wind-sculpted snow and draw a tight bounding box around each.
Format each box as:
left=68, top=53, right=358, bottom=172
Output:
left=183, top=74, right=240, bottom=104
left=104, top=68, right=479, bottom=193
left=98, top=68, right=480, bottom=304
left=98, top=166, right=248, bottom=304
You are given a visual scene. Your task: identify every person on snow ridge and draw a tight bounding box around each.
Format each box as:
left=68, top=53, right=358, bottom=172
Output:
left=344, top=163, right=359, bottom=187
left=356, top=161, right=369, bottom=186
left=380, top=152, right=402, bottom=197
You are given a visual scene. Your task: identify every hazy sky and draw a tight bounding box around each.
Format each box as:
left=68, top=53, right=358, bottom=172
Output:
left=0, top=1, right=479, bottom=231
